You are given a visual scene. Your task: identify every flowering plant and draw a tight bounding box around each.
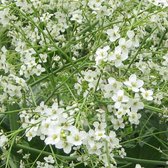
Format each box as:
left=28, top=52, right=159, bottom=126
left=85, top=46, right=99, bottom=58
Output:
left=0, top=0, right=168, bottom=168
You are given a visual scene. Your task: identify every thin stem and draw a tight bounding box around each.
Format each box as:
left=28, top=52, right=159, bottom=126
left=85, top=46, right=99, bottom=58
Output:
left=15, top=144, right=77, bottom=161
left=114, top=156, right=168, bottom=166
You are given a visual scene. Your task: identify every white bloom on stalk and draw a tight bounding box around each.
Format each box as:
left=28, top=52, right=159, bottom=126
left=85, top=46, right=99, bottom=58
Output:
left=0, top=132, right=8, bottom=147
left=88, top=142, right=103, bottom=155
left=127, top=30, right=139, bottom=47
left=111, top=117, right=125, bottom=130
left=102, top=77, right=122, bottom=98
left=106, top=26, right=120, bottom=42
left=55, top=140, right=72, bottom=154
left=70, top=10, right=83, bottom=24
left=34, top=64, right=45, bottom=76
left=118, top=38, right=132, bottom=56
left=127, top=30, right=135, bottom=39
left=95, top=46, right=110, bottom=65
left=140, top=88, right=153, bottom=101
left=148, top=0, right=168, bottom=7
left=0, top=8, right=10, bottom=27
left=67, top=126, right=86, bottom=146
left=128, top=97, right=144, bottom=112
left=39, top=53, right=48, bottom=63
left=124, top=74, right=144, bottom=92
left=26, top=127, right=39, bottom=141
left=44, top=155, right=55, bottom=164
left=88, top=0, right=104, bottom=11
left=112, top=90, right=129, bottom=109
left=108, top=47, right=128, bottom=67
left=135, top=164, right=144, bottom=168
left=45, top=126, right=61, bottom=145
left=128, top=112, right=141, bottom=125
left=115, top=108, right=127, bottom=118
left=107, top=131, right=120, bottom=149
left=162, top=53, right=168, bottom=66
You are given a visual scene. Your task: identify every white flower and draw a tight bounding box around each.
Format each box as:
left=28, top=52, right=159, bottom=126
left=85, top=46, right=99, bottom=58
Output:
left=74, top=83, right=82, bottom=95
left=149, top=0, right=168, bottom=7
left=44, top=155, right=55, bottom=164
left=115, top=108, right=127, bottom=118
left=127, top=30, right=135, bottom=39
left=118, top=38, right=132, bottom=56
left=102, top=77, right=122, bottom=98
left=39, top=53, right=48, bottom=63
left=108, top=47, right=128, bottom=67
left=56, top=141, right=72, bottom=154
left=140, top=88, right=153, bottom=101
left=34, top=64, right=45, bottom=76
left=124, top=74, right=144, bottom=92
left=135, top=164, right=144, bottom=168
left=88, top=0, right=104, bottom=11
left=128, top=97, right=144, bottom=112
left=26, top=127, right=38, bottom=141
left=70, top=10, right=83, bottom=24
left=95, top=46, right=110, bottom=65
left=19, top=160, right=25, bottom=168
left=106, top=26, right=120, bottom=42
left=40, top=119, right=52, bottom=135
left=67, top=127, right=86, bottom=146
left=112, top=90, right=129, bottom=109
left=107, top=131, right=120, bottom=149
left=128, top=112, right=141, bottom=125
left=0, top=8, right=10, bottom=27
left=83, top=70, right=97, bottom=82
left=111, top=117, right=125, bottom=130
left=88, top=142, right=103, bottom=155
left=0, top=133, right=8, bottom=147
left=45, top=126, right=61, bottom=145
left=162, top=53, right=168, bottom=66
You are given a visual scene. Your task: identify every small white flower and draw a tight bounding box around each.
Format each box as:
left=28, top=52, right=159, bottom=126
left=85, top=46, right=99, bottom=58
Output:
left=95, top=46, right=110, bottom=65
left=106, top=26, right=120, bottom=42
left=70, top=10, right=83, bottom=24
left=112, top=90, right=129, bottom=109
left=108, top=47, right=128, bottom=67
left=118, top=38, right=132, bottom=56
left=34, top=64, right=45, bottom=76
left=135, top=164, right=144, bottom=168
left=56, top=141, right=72, bottom=154
left=88, top=142, right=103, bottom=155
left=115, top=108, right=127, bottom=118
left=0, top=8, right=10, bottom=27
left=140, top=88, right=153, bottom=101
left=39, top=53, right=48, bottom=63
left=128, top=98, right=144, bottom=112
left=111, top=117, right=125, bottom=130
left=26, top=128, right=37, bottom=141
left=127, top=30, right=135, bottom=39
left=124, top=74, right=144, bottom=92
left=45, top=126, right=61, bottom=145
left=128, top=112, right=141, bottom=125
left=88, top=0, right=104, bottom=10
left=67, top=127, right=86, bottom=146
left=0, top=133, right=8, bottom=147
left=44, top=155, right=55, bottom=164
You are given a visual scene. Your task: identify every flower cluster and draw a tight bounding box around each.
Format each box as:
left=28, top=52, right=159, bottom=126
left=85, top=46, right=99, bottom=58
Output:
left=0, top=0, right=168, bottom=167
left=20, top=100, right=125, bottom=167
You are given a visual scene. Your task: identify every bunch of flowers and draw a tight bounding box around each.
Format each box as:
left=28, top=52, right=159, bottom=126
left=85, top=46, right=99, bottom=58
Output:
left=0, top=0, right=168, bottom=168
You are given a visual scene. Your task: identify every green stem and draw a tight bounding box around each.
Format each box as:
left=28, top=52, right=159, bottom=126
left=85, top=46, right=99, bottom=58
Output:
left=15, top=144, right=77, bottom=161
left=144, top=105, right=162, bottom=113
left=115, top=156, right=168, bottom=166
left=29, top=55, right=88, bottom=87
